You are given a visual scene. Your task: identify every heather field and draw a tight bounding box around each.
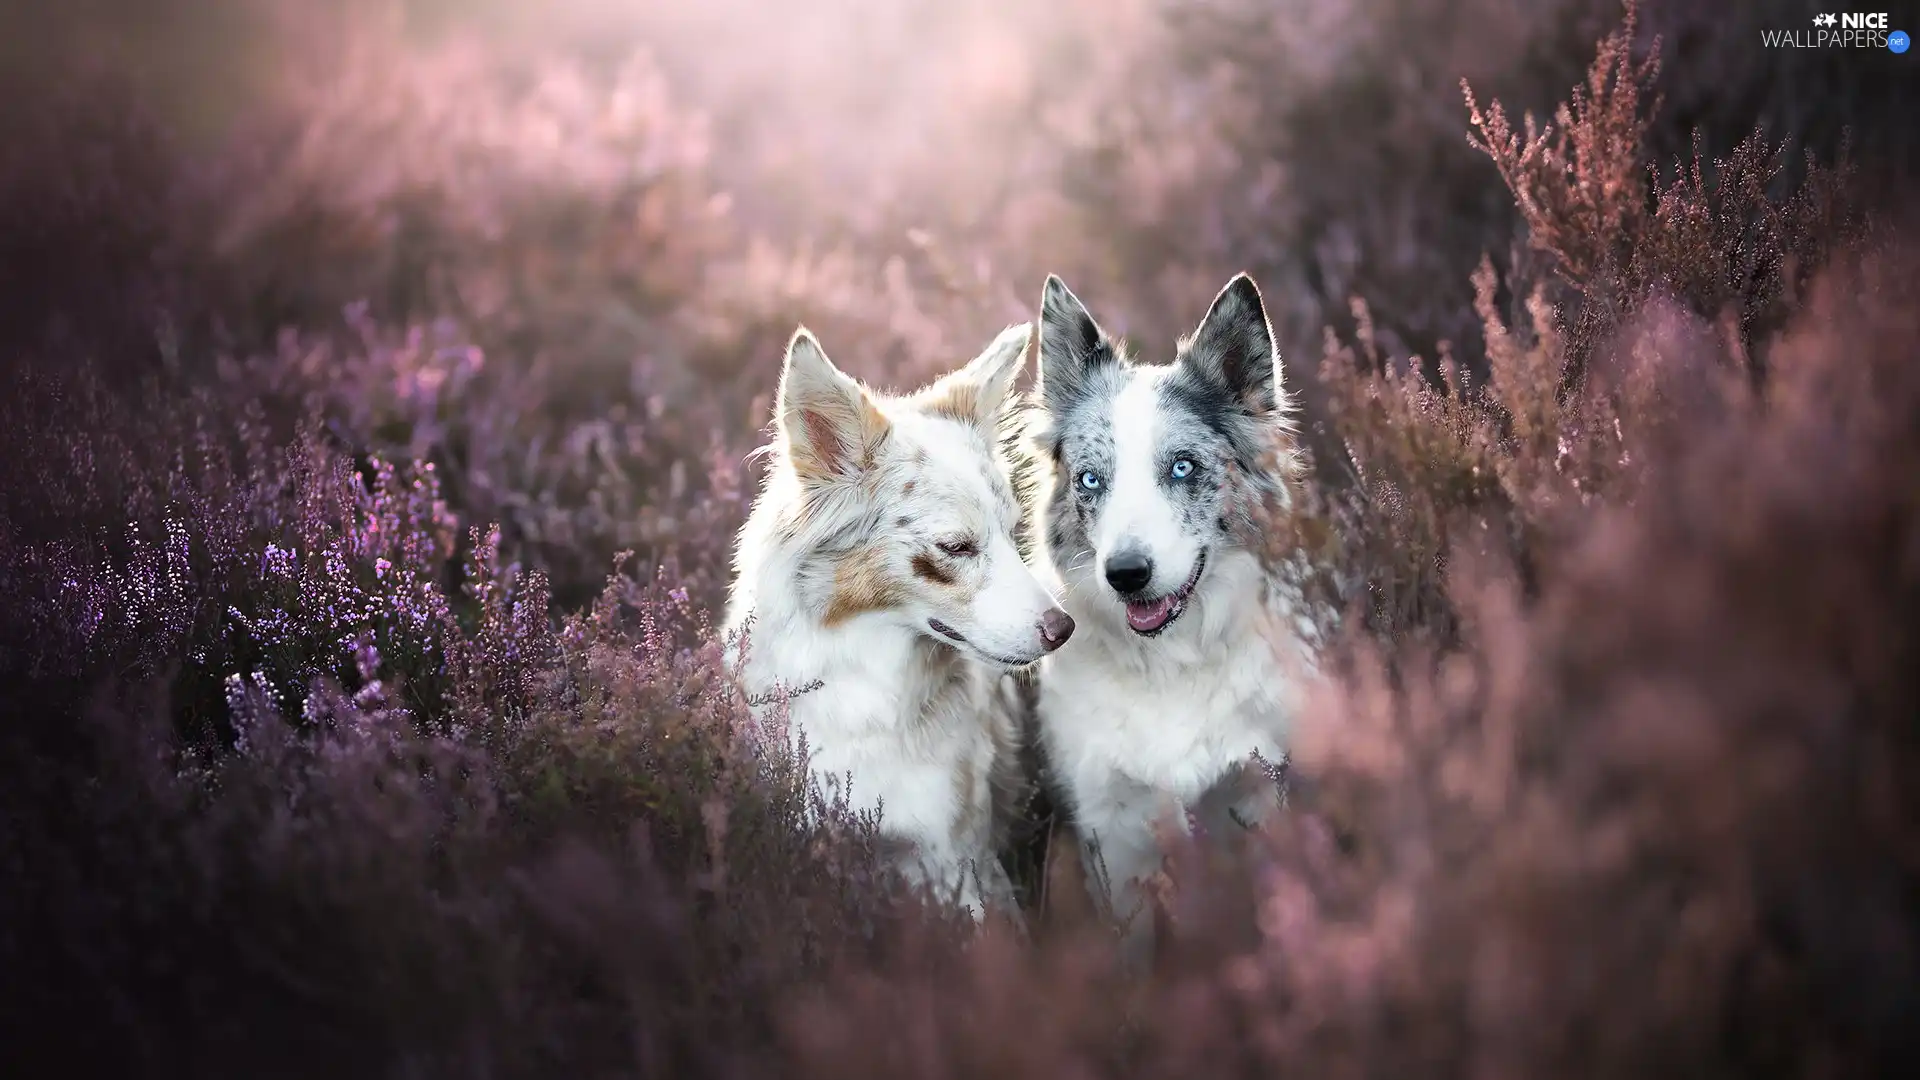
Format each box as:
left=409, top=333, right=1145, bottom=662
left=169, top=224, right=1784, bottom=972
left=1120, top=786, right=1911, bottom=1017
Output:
left=2, top=1, right=1916, bottom=1075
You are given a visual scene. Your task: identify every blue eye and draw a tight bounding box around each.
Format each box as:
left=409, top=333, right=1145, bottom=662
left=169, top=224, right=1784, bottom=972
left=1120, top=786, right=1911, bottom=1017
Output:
left=1170, top=458, right=1194, bottom=480
left=1078, top=470, right=1102, bottom=492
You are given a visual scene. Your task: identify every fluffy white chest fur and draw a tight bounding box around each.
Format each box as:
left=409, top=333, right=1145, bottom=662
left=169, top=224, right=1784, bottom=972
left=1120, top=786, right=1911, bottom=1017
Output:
left=725, top=595, right=1015, bottom=918
left=1036, top=549, right=1313, bottom=934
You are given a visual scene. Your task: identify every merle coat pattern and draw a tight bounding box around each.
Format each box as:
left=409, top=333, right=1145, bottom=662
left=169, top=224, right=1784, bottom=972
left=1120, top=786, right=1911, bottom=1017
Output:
left=1022, top=273, right=1326, bottom=964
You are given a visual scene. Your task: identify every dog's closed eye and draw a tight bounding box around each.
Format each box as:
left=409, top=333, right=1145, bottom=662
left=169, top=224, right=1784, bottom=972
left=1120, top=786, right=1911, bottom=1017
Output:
left=936, top=538, right=979, bottom=558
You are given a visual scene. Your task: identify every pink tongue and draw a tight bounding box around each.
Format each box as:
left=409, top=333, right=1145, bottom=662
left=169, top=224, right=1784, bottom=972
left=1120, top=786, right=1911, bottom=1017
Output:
left=1126, top=595, right=1176, bottom=632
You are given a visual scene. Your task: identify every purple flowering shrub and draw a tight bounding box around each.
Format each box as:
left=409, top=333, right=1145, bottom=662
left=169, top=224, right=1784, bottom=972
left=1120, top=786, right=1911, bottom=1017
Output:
left=193, top=23, right=752, bottom=611
left=1258, top=2, right=1876, bottom=656
left=1057, top=0, right=1909, bottom=373
left=2, top=0, right=1916, bottom=1076
left=0, top=355, right=953, bottom=1074
left=793, top=244, right=1919, bottom=1079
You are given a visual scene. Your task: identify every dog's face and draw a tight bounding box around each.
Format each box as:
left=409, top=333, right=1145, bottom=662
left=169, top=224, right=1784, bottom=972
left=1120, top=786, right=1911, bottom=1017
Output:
left=775, top=322, right=1074, bottom=667
left=1033, top=273, right=1293, bottom=638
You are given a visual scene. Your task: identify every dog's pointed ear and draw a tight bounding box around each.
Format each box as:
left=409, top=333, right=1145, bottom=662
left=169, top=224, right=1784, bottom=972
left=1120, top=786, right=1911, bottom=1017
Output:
left=916, top=322, right=1031, bottom=427
left=777, top=328, right=891, bottom=481
left=1037, top=275, right=1114, bottom=412
left=1181, top=273, right=1281, bottom=414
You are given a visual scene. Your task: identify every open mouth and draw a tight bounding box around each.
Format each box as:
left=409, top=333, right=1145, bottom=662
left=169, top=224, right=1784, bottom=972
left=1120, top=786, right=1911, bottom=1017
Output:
left=1123, top=552, right=1207, bottom=636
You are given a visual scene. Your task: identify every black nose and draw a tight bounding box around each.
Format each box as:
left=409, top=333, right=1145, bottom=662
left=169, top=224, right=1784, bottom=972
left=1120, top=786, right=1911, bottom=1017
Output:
left=1039, top=608, right=1076, bottom=651
left=1103, top=551, right=1154, bottom=595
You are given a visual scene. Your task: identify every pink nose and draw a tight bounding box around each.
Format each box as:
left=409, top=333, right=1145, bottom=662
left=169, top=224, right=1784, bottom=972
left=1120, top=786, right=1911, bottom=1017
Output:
left=1039, top=608, right=1076, bottom=651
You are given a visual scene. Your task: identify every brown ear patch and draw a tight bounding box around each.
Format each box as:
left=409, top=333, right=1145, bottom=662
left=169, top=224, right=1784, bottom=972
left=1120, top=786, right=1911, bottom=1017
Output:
left=794, top=409, right=847, bottom=479
left=858, top=396, right=890, bottom=468
left=823, top=545, right=903, bottom=626
left=919, top=380, right=982, bottom=425
left=791, top=395, right=892, bottom=481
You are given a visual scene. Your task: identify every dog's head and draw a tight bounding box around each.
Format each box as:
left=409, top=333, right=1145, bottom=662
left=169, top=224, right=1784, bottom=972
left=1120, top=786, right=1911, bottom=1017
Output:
left=1030, top=273, right=1299, bottom=639
left=774, top=322, right=1074, bottom=667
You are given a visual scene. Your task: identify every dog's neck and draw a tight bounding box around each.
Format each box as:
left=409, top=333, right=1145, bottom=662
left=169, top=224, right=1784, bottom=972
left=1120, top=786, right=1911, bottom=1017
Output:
left=730, top=579, right=973, bottom=729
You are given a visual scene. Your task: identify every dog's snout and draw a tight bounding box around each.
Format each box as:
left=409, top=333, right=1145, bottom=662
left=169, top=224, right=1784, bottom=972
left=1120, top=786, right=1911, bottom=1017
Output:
left=1038, top=608, right=1076, bottom=652
left=1103, top=550, right=1154, bottom=595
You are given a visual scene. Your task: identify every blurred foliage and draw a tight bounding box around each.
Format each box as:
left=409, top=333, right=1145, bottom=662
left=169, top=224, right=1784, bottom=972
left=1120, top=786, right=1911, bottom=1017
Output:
left=2, top=0, right=1916, bottom=1075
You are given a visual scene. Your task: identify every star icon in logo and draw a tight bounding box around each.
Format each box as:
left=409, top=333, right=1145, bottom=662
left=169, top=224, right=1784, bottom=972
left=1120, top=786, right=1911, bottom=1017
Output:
left=1813, top=13, right=1838, bottom=27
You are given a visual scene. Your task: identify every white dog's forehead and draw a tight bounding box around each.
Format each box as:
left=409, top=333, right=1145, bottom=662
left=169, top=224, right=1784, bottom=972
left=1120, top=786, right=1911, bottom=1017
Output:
left=894, top=416, right=1017, bottom=536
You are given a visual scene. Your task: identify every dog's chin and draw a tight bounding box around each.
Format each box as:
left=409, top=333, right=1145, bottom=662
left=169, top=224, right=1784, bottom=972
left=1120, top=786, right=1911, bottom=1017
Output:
left=926, top=617, right=1044, bottom=669
left=1120, top=551, right=1208, bottom=639
left=975, top=646, right=1046, bottom=671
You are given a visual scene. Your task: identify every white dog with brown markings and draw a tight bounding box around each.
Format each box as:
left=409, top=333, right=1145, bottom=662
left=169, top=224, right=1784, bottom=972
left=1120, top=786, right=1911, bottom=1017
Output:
left=723, top=321, right=1074, bottom=921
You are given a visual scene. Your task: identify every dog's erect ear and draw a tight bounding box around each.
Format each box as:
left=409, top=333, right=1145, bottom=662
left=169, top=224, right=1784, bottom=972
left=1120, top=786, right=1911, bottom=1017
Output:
left=1181, top=273, right=1281, bottom=415
left=777, top=328, right=891, bottom=481
left=1037, top=275, right=1114, bottom=413
left=916, top=322, right=1031, bottom=428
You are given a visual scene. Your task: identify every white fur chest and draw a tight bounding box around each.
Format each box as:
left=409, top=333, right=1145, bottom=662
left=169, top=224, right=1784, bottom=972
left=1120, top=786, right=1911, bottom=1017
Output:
left=1037, top=621, right=1299, bottom=808
left=727, top=607, right=1000, bottom=864
left=1035, top=547, right=1312, bottom=810
left=1033, top=569, right=1315, bottom=940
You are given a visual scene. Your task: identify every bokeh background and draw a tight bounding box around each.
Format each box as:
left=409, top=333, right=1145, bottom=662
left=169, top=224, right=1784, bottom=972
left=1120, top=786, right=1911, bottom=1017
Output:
left=2, top=0, right=1915, bottom=1075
